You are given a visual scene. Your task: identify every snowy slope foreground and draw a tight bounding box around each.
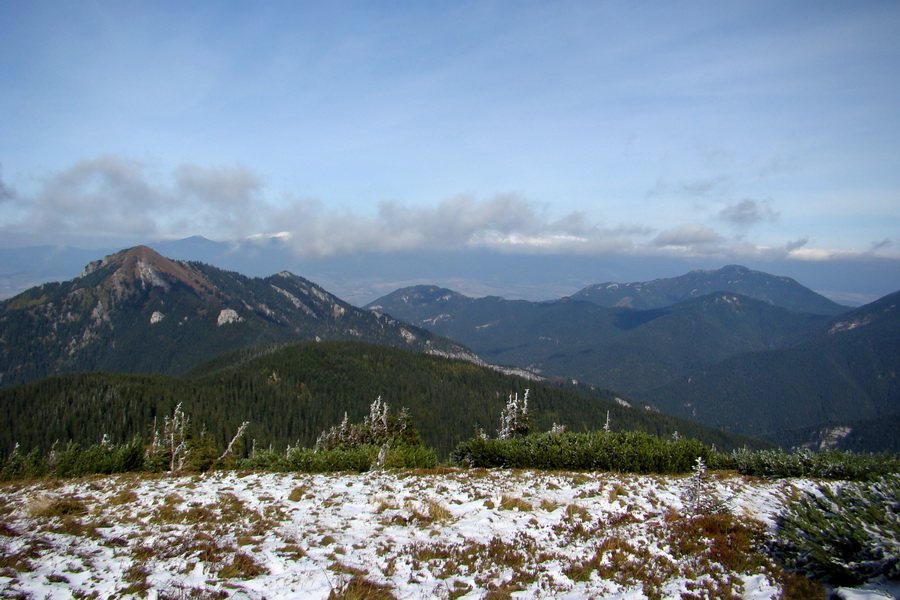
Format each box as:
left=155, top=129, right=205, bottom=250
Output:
left=0, top=469, right=882, bottom=599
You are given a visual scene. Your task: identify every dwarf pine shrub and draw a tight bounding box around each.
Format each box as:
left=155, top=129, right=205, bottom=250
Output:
left=770, top=475, right=900, bottom=585
left=451, top=430, right=711, bottom=474
left=723, top=447, right=900, bottom=481
left=0, top=438, right=146, bottom=481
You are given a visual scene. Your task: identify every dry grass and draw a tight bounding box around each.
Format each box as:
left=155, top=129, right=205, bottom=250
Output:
left=217, top=551, right=267, bottom=579
left=27, top=494, right=88, bottom=518
left=328, top=575, right=398, bottom=600
left=499, top=495, right=533, bottom=512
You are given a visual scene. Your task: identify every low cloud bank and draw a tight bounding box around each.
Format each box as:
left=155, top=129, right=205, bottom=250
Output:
left=0, top=157, right=889, bottom=265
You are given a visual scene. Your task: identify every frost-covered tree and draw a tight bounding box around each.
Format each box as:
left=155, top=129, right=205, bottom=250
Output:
left=681, top=457, right=728, bottom=516
left=315, top=397, right=422, bottom=451
left=498, top=389, right=531, bottom=440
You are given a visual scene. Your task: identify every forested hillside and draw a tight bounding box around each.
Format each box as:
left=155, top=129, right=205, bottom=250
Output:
left=644, top=290, right=900, bottom=444
left=0, top=340, right=769, bottom=460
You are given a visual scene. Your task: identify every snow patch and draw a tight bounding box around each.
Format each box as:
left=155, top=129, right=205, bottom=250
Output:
left=0, top=470, right=833, bottom=600
left=424, top=313, right=451, bottom=325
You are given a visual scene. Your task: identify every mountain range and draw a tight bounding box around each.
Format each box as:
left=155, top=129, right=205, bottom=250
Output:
left=568, top=264, right=849, bottom=315
left=4, top=236, right=898, bottom=306
left=365, top=266, right=841, bottom=397
left=1, top=245, right=897, bottom=454
left=367, top=270, right=899, bottom=451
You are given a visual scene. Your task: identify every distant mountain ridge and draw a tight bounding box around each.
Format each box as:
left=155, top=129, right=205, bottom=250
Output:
left=367, top=285, right=829, bottom=396
left=0, top=246, right=472, bottom=388
left=367, top=281, right=899, bottom=451
left=643, top=289, right=900, bottom=441
left=569, top=264, right=850, bottom=315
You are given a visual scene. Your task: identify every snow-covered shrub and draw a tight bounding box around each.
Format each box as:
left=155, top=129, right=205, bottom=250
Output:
left=283, top=444, right=436, bottom=473
left=238, top=399, right=434, bottom=472
left=770, top=475, right=900, bottom=585
left=145, top=403, right=222, bottom=472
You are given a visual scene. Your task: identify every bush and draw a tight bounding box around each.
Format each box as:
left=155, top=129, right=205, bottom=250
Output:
left=0, top=438, right=147, bottom=481
left=770, top=475, right=900, bottom=586
left=451, top=430, right=712, bottom=474
left=721, top=448, right=900, bottom=481
left=241, top=444, right=437, bottom=473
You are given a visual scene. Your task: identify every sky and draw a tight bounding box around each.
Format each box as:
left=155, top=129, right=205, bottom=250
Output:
left=1, top=1, right=899, bottom=294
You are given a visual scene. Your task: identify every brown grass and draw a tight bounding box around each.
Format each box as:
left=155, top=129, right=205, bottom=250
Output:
left=217, top=551, right=267, bottom=579
left=328, top=575, right=397, bottom=600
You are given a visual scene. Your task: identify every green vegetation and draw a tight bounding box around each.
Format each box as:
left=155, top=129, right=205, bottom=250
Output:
left=451, top=430, right=712, bottom=474
left=771, top=475, right=900, bottom=586
left=718, top=447, right=900, bottom=481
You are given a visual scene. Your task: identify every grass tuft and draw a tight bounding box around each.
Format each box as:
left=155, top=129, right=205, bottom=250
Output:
left=217, top=551, right=268, bottom=579
left=328, top=575, right=398, bottom=600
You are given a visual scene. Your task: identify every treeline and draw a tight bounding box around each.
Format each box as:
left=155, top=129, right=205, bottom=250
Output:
left=0, top=341, right=770, bottom=461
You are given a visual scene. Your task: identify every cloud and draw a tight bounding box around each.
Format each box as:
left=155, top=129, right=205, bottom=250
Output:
left=718, top=198, right=779, bottom=226
left=26, top=156, right=166, bottom=238
left=653, top=224, right=724, bottom=247
left=3, top=156, right=886, bottom=265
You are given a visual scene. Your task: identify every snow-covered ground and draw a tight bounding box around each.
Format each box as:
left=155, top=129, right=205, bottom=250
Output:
left=0, top=469, right=894, bottom=599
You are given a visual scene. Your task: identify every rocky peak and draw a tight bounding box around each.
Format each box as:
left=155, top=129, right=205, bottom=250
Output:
left=81, top=246, right=217, bottom=301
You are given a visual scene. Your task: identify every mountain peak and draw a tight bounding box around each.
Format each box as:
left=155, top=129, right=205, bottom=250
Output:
left=81, top=245, right=216, bottom=299
left=571, top=265, right=848, bottom=315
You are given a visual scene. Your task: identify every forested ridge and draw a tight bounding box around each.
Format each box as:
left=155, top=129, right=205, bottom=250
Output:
left=0, top=340, right=770, bottom=460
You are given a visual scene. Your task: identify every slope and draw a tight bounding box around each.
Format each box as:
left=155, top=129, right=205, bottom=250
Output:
left=0, top=246, right=472, bottom=388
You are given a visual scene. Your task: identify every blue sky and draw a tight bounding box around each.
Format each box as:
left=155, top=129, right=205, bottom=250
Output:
left=2, top=1, right=899, bottom=272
